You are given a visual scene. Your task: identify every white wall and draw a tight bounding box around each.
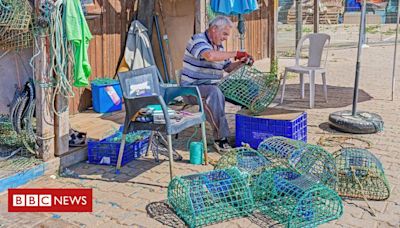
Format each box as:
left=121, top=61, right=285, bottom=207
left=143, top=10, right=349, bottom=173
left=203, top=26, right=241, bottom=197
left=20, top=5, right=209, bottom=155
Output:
left=0, top=49, right=33, bottom=114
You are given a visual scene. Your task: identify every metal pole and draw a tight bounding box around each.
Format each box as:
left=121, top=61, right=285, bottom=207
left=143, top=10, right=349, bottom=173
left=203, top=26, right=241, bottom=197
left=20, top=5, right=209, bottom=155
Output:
left=154, top=14, right=169, bottom=83
left=296, top=0, right=302, bottom=48
left=314, top=0, right=319, bottom=33
left=238, top=14, right=245, bottom=51
left=352, top=0, right=367, bottom=116
left=391, top=0, right=400, bottom=101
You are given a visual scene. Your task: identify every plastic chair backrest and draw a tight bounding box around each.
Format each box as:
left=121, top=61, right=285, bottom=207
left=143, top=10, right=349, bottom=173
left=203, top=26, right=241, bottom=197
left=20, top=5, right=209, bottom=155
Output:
left=118, top=66, right=161, bottom=99
left=295, top=33, right=330, bottom=68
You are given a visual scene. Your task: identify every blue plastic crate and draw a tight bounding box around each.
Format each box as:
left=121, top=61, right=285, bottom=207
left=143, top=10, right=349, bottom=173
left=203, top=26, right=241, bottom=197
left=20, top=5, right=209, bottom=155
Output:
left=87, top=133, right=149, bottom=166
left=236, top=110, right=307, bottom=149
left=345, top=0, right=361, bottom=12
left=91, top=81, right=123, bottom=113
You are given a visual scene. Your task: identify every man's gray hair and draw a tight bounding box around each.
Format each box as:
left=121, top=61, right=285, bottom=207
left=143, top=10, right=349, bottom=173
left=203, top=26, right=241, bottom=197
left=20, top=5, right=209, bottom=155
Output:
left=208, top=16, right=233, bottom=29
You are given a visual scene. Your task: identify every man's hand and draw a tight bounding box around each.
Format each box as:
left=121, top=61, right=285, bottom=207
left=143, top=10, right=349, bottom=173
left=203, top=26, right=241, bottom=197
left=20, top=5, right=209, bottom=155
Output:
left=235, top=51, right=249, bottom=61
left=243, top=55, right=254, bottom=66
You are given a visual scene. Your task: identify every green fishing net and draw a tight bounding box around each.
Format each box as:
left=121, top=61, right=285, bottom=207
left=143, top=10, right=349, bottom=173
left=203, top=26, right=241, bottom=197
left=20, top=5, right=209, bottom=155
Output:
left=168, top=168, right=254, bottom=228
left=334, top=148, right=390, bottom=200
left=252, top=167, right=343, bottom=228
left=219, top=65, right=280, bottom=114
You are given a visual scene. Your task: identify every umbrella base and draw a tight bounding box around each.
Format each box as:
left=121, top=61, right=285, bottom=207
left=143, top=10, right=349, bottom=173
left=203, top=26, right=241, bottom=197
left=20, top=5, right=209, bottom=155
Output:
left=329, top=110, right=384, bottom=134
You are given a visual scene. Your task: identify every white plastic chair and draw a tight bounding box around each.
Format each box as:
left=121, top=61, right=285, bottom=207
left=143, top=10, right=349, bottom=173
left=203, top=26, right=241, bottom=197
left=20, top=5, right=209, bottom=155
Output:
left=280, top=33, right=331, bottom=108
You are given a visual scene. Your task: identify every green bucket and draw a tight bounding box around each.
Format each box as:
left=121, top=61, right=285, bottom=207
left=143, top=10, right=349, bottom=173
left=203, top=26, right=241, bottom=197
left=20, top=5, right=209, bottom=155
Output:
left=189, top=142, right=203, bottom=165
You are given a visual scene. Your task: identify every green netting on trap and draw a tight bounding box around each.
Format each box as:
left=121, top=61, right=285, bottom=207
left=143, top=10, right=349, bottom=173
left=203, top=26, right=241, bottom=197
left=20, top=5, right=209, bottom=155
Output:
left=168, top=167, right=254, bottom=228
left=258, top=136, right=306, bottom=159
left=0, top=115, right=35, bottom=159
left=0, top=0, right=33, bottom=50
left=258, top=137, right=337, bottom=189
left=0, top=0, right=31, bottom=31
left=0, top=27, right=33, bottom=50
left=0, top=0, right=14, bottom=27
left=252, top=167, right=343, bottom=228
left=333, top=148, right=390, bottom=200
left=218, top=65, right=280, bottom=114
left=215, top=147, right=272, bottom=174
left=214, top=147, right=284, bottom=186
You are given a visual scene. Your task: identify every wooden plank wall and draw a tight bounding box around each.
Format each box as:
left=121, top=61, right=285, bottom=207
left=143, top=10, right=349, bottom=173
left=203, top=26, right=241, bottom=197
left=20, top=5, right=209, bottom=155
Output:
left=69, top=0, right=137, bottom=114
left=69, top=0, right=269, bottom=114
left=224, top=1, right=269, bottom=61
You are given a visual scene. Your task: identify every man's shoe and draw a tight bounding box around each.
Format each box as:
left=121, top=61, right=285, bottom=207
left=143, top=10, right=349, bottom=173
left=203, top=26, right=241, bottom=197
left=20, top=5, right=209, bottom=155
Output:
left=213, top=138, right=232, bottom=154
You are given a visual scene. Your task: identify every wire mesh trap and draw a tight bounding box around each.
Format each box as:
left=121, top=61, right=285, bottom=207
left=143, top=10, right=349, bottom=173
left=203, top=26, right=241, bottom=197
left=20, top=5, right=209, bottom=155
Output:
left=0, top=0, right=33, bottom=50
left=333, top=148, right=390, bottom=200
left=218, top=65, right=280, bottom=114
left=257, top=137, right=337, bottom=189
left=214, top=147, right=280, bottom=185
left=258, top=136, right=307, bottom=159
left=0, top=115, right=35, bottom=159
left=168, top=168, right=254, bottom=228
left=252, top=167, right=343, bottom=228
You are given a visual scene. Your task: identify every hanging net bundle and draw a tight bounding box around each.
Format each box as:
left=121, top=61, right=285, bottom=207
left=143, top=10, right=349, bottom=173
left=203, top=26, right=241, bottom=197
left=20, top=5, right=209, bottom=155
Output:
left=258, top=137, right=337, bottom=189
left=333, top=148, right=390, bottom=200
left=252, top=167, right=343, bottom=228
left=0, top=0, right=33, bottom=50
left=168, top=168, right=254, bottom=228
left=218, top=65, right=280, bottom=114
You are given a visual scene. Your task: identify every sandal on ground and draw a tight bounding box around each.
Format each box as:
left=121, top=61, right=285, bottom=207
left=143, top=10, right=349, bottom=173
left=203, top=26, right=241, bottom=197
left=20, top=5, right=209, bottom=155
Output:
left=213, top=138, right=232, bottom=154
left=69, top=128, right=87, bottom=147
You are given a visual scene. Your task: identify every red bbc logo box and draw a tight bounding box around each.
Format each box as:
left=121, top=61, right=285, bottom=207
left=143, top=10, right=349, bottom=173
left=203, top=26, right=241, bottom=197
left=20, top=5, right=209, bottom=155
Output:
left=8, top=189, right=92, bottom=212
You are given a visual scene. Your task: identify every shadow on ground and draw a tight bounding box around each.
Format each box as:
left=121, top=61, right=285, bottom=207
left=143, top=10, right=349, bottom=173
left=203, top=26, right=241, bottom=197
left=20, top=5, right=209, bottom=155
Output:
left=61, top=157, right=166, bottom=188
left=146, top=201, right=186, bottom=227
left=278, top=84, right=373, bottom=109
left=146, top=201, right=283, bottom=228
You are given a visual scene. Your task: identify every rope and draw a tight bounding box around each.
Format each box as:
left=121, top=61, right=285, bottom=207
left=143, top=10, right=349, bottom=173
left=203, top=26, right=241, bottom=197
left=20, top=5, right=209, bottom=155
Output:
left=351, top=166, right=377, bottom=217
left=317, top=136, right=372, bottom=149
left=47, top=0, right=75, bottom=116
left=30, top=0, right=75, bottom=117
left=0, top=0, right=11, bottom=10
left=186, top=125, right=199, bottom=151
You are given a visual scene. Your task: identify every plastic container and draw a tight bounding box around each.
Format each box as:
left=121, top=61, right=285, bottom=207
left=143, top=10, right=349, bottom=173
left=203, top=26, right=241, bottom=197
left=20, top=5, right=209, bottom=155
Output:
left=91, top=80, right=123, bottom=113
left=87, top=132, right=149, bottom=166
left=235, top=109, right=307, bottom=149
left=345, top=0, right=361, bottom=12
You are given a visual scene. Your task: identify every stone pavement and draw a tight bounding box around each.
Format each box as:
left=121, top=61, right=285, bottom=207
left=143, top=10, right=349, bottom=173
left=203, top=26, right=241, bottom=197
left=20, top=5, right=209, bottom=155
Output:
left=0, top=45, right=399, bottom=227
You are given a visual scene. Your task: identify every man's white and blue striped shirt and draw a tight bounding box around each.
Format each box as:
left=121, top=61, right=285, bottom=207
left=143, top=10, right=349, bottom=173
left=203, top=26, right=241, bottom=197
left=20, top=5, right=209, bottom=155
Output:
left=180, top=31, right=231, bottom=85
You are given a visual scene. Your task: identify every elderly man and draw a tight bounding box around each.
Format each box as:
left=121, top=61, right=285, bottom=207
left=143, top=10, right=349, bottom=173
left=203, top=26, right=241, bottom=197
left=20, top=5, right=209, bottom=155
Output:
left=180, top=15, right=253, bottom=152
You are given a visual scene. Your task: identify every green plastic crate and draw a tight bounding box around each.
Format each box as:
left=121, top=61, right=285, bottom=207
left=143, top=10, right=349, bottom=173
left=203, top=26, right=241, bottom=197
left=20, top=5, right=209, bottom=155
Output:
left=252, top=167, right=343, bottom=228
left=168, top=167, right=254, bottom=228
left=334, top=148, right=390, bottom=200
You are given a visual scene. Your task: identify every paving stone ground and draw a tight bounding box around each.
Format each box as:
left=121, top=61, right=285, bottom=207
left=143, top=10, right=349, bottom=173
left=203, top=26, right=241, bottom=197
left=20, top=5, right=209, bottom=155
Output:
left=1, top=45, right=399, bottom=227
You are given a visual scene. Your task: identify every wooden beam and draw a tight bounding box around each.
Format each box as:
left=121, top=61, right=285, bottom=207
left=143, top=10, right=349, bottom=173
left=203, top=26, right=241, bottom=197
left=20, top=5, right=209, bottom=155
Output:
left=314, top=0, right=319, bottom=33
left=137, top=0, right=156, bottom=38
left=54, top=69, right=70, bottom=157
left=268, top=0, right=278, bottom=71
left=35, top=1, right=55, bottom=161
left=195, top=0, right=206, bottom=34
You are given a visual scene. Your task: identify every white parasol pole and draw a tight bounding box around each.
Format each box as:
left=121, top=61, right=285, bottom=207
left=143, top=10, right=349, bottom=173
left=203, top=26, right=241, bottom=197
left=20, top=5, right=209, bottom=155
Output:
left=391, top=0, right=400, bottom=101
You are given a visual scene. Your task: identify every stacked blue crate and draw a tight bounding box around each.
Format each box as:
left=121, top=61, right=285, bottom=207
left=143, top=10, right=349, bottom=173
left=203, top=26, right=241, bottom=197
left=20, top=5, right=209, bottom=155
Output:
left=236, top=111, right=307, bottom=149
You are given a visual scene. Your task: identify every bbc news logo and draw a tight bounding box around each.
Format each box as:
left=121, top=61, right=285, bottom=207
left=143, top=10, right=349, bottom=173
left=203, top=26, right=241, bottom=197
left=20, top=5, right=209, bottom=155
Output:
left=8, top=189, right=92, bottom=212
